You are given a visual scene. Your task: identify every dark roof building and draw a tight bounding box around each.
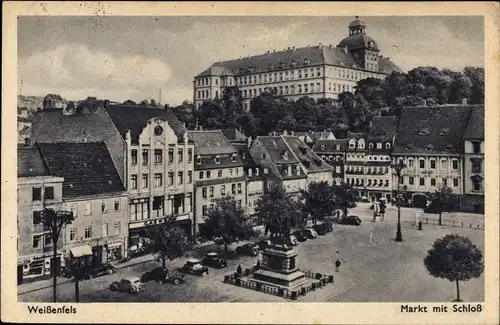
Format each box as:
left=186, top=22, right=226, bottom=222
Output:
left=367, top=116, right=398, bottom=143
left=17, top=147, right=49, bottom=177
left=312, top=139, right=348, bottom=153
left=37, top=142, right=125, bottom=198
left=463, top=106, right=484, bottom=140
left=393, top=105, right=477, bottom=155
left=282, top=136, right=333, bottom=174
left=188, top=130, right=243, bottom=170
left=105, top=104, right=187, bottom=144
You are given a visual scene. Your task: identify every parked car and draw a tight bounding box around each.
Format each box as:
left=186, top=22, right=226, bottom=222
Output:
left=312, top=224, right=328, bottom=236
left=82, top=263, right=117, bottom=280
left=256, top=240, right=272, bottom=250
left=340, top=215, right=362, bottom=226
left=201, top=252, right=228, bottom=268
left=181, top=259, right=209, bottom=276
left=287, top=235, right=299, bottom=246
left=109, top=276, right=144, bottom=293
left=302, top=228, right=319, bottom=239
left=141, top=267, right=169, bottom=283
left=292, top=231, right=308, bottom=242
left=235, top=243, right=259, bottom=256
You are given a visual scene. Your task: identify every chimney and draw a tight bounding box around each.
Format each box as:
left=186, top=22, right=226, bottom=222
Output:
left=462, top=98, right=468, bottom=105
left=319, top=43, right=323, bottom=49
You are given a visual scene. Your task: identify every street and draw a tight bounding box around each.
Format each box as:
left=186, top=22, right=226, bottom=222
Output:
left=18, top=207, right=484, bottom=303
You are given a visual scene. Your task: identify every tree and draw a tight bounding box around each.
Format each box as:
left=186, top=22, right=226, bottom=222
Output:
left=40, top=207, right=75, bottom=302
left=146, top=217, right=189, bottom=268
left=255, top=186, right=305, bottom=245
left=198, top=197, right=256, bottom=252
left=430, top=185, right=456, bottom=226
left=424, top=234, right=483, bottom=302
left=301, top=181, right=338, bottom=225
left=332, top=183, right=359, bottom=219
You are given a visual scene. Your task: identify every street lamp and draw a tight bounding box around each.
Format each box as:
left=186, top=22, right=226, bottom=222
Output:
left=391, top=160, right=406, bottom=242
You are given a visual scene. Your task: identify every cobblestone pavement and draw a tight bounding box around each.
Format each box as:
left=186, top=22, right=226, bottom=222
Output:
left=19, top=207, right=484, bottom=302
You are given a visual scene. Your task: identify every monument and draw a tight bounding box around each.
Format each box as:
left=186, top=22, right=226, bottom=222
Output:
left=251, top=243, right=308, bottom=290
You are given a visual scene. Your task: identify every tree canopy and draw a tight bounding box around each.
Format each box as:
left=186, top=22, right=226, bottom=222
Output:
left=255, top=186, right=305, bottom=245
left=198, top=196, right=256, bottom=251
left=146, top=217, right=189, bottom=268
left=171, top=66, right=483, bottom=138
left=301, top=181, right=339, bottom=225
left=424, top=234, right=483, bottom=301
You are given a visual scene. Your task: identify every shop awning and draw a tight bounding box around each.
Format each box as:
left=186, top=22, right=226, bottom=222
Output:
left=70, top=245, right=93, bottom=258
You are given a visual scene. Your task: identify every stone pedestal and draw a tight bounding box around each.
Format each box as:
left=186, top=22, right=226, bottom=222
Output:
left=251, top=245, right=308, bottom=290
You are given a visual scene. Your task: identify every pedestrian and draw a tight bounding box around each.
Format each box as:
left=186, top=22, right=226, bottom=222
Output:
left=236, top=264, right=242, bottom=277
left=335, top=258, right=341, bottom=272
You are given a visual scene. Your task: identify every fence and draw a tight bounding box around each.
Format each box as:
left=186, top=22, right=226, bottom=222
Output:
left=224, top=269, right=334, bottom=300
left=415, top=216, right=484, bottom=230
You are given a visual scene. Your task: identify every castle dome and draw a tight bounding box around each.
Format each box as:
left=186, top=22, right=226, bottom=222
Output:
left=338, top=34, right=379, bottom=51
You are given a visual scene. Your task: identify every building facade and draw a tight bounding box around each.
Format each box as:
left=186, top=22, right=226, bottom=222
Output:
left=17, top=147, right=64, bottom=283
left=30, top=101, right=196, bottom=249
left=392, top=105, right=473, bottom=207
left=193, top=17, right=401, bottom=110
left=365, top=116, right=398, bottom=202
left=344, top=132, right=370, bottom=197
left=312, top=139, right=347, bottom=185
left=37, top=142, right=129, bottom=265
left=188, top=130, right=246, bottom=235
left=462, top=107, right=484, bottom=213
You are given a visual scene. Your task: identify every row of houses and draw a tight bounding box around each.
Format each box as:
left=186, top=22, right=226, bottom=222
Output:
left=17, top=101, right=332, bottom=282
left=312, top=104, right=484, bottom=212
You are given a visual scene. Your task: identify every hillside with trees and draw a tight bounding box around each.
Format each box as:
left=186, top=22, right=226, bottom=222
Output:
left=169, top=66, right=484, bottom=138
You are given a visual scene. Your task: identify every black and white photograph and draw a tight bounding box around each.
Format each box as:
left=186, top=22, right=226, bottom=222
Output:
left=2, top=2, right=499, bottom=324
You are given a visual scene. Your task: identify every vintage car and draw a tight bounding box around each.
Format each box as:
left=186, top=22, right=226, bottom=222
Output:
left=339, top=215, right=362, bottom=226
left=292, top=231, right=308, bottom=242
left=109, top=276, right=145, bottom=293
left=302, top=228, right=319, bottom=239
left=201, top=253, right=228, bottom=269
left=235, top=243, right=259, bottom=256
left=81, top=263, right=117, bottom=280
left=180, top=259, right=209, bottom=276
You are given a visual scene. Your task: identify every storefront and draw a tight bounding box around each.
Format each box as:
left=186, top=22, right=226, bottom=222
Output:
left=105, top=240, right=124, bottom=262
left=17, top=253, right=64, bottom=284
left=128, top=214, right=192, bottom=256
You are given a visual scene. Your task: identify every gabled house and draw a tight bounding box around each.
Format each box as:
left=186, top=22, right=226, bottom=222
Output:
left=188, top=130, right=246, bottom=235
left=312, top=139, right=348, bottom=185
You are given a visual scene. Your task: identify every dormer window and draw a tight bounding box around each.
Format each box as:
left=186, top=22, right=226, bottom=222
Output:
left=248, top=169, right=253, bottom=177
left=284, top=167, right=289, bottom=176
left=358, top=139, right=365, bottom=149
left=263, top=168, right=268, bottom=174
left=376, top=143, right=382, bottom=149
left=336, top=144, right=341, bottom=151
left=296, top=165, right=301, bottom=175
left=231, top=154, right=237, bottom=162
left=214, top=155, right=220, bottom=164
left=386, top=143, right=391, bottom=149
left=368, top=143, right=374, bottom=149
left=321, top=144, right=325, bottom=151
left=439, top=128, right=450, bottom=135
left=255, top=168, right=260, bottom=176
left=282, top=151, right=288, bottom=160
left=196, top=156, right=202, bottom=165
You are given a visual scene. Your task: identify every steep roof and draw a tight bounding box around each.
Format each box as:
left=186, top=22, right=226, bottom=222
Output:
left=463, top=106, right=484, bottom=140
left=312, top=139, right=348, bottom=153
left=257, top=136, right=299, bottom=164
left=222, top=128, right=247, bottom=142
left=188, top=130, right=237, bottom=155
left=232, top=143, right=258, bottom=167
left=394, top=105, right=475, bottom=155
left=18, top=147, right=49, bottom=177
left=282, top=136, right=333, bottom=173
left=367, top=116, right=398, bottom=142
left=105, top=104, right=187, bottom=144
left=196, top=45, right=400, bottom=77
left=37, top=142, right=125, bottom=198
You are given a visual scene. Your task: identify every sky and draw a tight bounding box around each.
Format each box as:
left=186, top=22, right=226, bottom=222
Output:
left=17, top=16, right=484, bottom=106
